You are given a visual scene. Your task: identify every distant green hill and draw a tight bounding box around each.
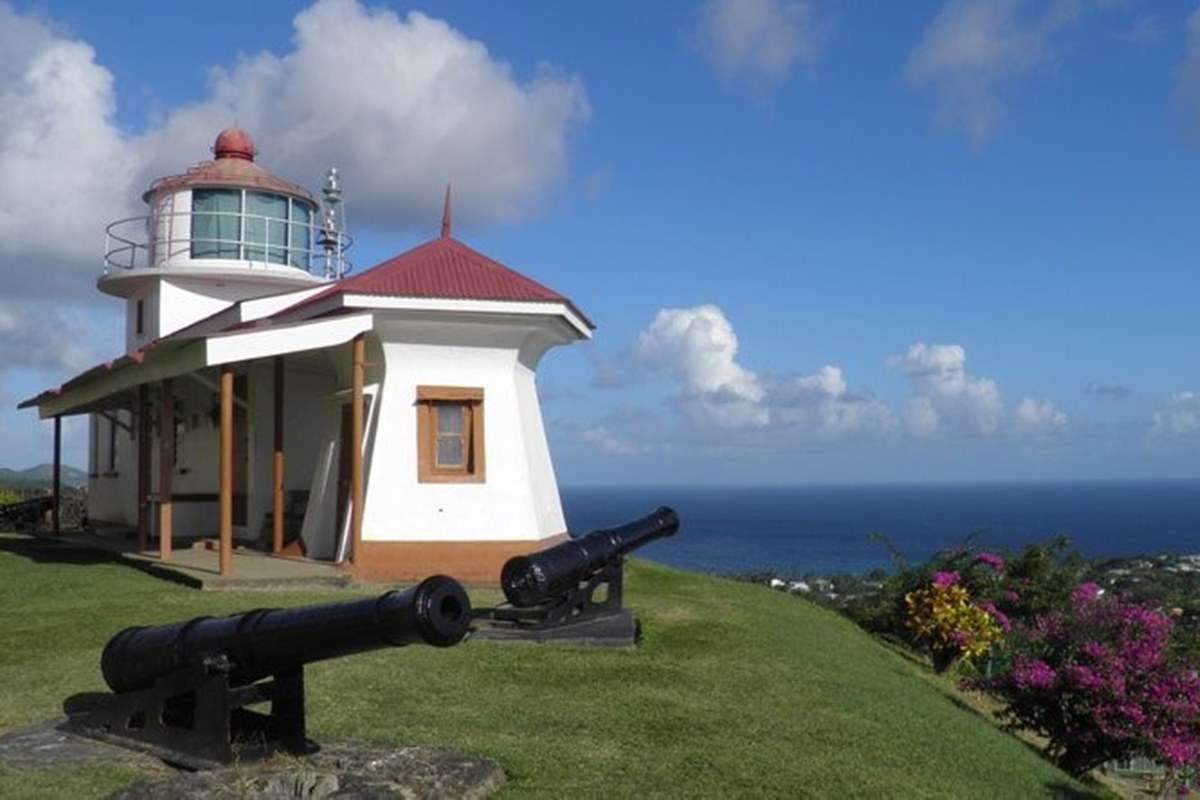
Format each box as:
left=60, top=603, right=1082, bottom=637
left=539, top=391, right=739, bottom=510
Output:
left=0, top=464, right=87, bottom=489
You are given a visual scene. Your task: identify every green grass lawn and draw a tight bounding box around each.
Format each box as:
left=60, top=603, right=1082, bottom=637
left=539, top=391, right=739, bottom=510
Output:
left=0, top=535, right=1102, bottom=798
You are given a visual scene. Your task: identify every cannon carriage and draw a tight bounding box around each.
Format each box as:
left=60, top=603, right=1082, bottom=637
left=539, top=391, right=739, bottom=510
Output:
left=475, top=506, right=680, bottom=646
left=65, top=576, right=471, bottom=767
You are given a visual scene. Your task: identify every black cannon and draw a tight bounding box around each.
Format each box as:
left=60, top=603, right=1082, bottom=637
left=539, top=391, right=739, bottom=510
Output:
left=65, top=576, right=471, bottom=767
left=477, top=507, right=679, bottom=646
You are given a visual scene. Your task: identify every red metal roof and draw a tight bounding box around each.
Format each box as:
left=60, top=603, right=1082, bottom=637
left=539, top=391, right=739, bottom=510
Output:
left=278, top=235, right=593, bottom=328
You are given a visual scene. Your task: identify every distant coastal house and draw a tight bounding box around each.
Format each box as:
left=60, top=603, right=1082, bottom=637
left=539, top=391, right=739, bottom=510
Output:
left=19, top=129, right=592, bottom=582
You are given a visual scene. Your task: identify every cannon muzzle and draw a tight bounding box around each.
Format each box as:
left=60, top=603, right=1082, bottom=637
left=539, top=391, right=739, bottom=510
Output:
left=500, top=506, right=679, bottom=608
left=101, top=575, right=470, bottom=694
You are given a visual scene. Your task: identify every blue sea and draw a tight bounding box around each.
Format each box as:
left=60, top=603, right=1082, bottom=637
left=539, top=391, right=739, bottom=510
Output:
left=560, top=482, right=1200, bottom=576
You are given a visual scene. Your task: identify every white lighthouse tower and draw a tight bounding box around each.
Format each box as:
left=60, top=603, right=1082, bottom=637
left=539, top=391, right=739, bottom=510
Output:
left=101, top=128, right=344, bottom=353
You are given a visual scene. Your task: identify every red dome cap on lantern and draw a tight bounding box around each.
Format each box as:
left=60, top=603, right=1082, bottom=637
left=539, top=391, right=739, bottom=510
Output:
left=213, top=128, right=256, bottom=161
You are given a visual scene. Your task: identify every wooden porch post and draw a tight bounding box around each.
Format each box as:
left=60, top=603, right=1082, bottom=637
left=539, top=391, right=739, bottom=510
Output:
left=51, top=416, right=61, bottom=535
left=219, top=366, right=233, bottom=576
left=349, top=335, right=365, bottom=566
left=158, top=379, right=174, bottom=561
left=137, top=384, right=150, bottom=551
left=272, top=356, right=285, bottom=554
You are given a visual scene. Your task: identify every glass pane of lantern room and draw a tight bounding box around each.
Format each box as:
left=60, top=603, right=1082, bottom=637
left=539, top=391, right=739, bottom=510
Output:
left=290, top=201, right=312, bottom=270
left=192, top=190, right=241, bottom=259
left=245, top=192, right=289, bottom=264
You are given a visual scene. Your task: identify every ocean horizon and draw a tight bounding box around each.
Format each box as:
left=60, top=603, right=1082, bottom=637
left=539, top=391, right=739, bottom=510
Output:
left=560, top=480, right=1200, bottom=576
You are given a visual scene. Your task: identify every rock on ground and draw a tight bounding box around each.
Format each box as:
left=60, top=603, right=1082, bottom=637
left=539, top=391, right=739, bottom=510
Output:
left=0, top=720, right=165, bottom=772
left=0, top=722, right=505, bottom=799
left=110, top=740, right=504, bottom=799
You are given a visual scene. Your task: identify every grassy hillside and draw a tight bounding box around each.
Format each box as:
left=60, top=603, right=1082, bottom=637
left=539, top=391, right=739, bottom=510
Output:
left=0, top=464, right=88, bottom=490
left=0, top=535, right=1100, bottom=798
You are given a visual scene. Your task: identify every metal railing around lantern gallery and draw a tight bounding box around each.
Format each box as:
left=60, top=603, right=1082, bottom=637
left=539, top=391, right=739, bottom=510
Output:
left=102, top=210, right=354, bottom=280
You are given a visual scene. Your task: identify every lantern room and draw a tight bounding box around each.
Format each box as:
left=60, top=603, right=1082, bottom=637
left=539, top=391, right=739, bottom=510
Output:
left=101, top=129, right=349, bottom=354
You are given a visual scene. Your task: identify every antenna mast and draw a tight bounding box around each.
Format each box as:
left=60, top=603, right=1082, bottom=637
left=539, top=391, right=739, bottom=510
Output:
left=318, top=167, right=346, bottom=279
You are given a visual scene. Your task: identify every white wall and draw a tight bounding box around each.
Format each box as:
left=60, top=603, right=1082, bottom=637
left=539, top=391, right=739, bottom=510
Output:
left=357, top=315, right=573, bottom=546
left=87, top=411, right=137, bottom=526
left=161, top=365, right=338, bottom=543
left=515, top=351, right=568, bottom=538
left=125, top=275, right=313, bottom=353
left=152, top=189, right=192, bottom=267
left=88, top=379, right=222, bottom=535
left=86, top=362, right=337, bottom=543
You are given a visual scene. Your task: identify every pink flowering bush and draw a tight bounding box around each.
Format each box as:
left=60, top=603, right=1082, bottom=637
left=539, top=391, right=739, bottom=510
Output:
left=931, top=570, right=960, bottom=588
left=974, top=552, right=1006, bottom=572
left=846, top=536, right=1086, bottom=655
left=968, top=583, right=1200, bottom=780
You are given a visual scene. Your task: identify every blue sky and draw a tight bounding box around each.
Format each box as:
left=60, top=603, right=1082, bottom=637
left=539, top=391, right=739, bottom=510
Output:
left=1, top=0, right=1199, bottom=484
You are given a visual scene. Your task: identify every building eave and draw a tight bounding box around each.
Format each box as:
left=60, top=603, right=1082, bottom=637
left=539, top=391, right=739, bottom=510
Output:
left=169, top=284, right=330, bottom=340
left=203, top=312, right=375, bottom=366
left=278, top=293, right=593, bottom=340
left=18, top=310, right=373, bottom=420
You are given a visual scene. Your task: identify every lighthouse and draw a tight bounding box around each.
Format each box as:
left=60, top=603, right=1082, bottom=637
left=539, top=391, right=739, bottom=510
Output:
left=101, top=128, right=346, bottom=354
left=21, top=129, right=591, bottom=583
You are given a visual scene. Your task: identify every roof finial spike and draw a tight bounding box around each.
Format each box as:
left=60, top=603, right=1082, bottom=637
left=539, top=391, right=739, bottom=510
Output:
left=440, top=183, right=452, bottom=239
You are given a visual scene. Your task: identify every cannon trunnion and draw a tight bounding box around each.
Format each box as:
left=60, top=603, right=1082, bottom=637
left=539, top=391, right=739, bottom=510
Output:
left=66, top=576, right=471, bottom=767
left=476, top=507, right=680, bottom=646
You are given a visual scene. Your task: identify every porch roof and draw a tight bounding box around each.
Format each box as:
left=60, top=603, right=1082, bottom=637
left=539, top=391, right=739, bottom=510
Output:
left=18, top=313, right=375, bottom=419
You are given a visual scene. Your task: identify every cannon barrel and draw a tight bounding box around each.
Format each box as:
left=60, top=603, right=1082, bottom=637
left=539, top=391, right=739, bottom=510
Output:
left=500, top=506, right=679, bottom=607
left=101, top=575, right=470, bottom=694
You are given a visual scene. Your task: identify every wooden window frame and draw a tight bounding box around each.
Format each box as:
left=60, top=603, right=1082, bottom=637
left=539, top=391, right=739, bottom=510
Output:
left=416, top=386, right=485, bottom=483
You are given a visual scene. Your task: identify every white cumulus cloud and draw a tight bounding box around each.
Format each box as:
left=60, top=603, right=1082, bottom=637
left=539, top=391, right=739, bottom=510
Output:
left=1014, top=396, right=1068, bottom=434
left=633, top=304, right=768, bottom=428
left=769, top=365, right=895, bottom=438
left=585, top=312, right=1070, bottom=456
left=580, top=426, right=643, bottom=456
left=602, top=304, right=892, bottom=441
left=892, top=342, right=1004, bottom=436
left=693, top=0, right=825, bottom=89
left=0, top=0, right=589, bottom=301
left=0, top=0, right=590, bottom=378
left=907, top=0, right=1085, bottom=144
left=135, top=0, right=590, bottom=235
left=0, top=5, right=138, bottom=294
left=1151, top=391, right=1200, bottom=437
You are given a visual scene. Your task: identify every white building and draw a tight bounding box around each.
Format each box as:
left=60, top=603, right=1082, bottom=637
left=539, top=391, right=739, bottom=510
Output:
left=20, top=129, right=592, bottom=583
